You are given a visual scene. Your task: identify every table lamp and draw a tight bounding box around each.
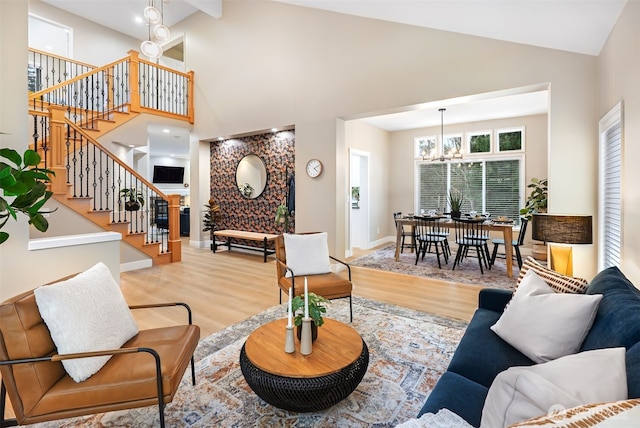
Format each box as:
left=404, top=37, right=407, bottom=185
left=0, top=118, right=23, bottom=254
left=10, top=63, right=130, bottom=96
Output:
left=531, top=214, right=593, bottom=276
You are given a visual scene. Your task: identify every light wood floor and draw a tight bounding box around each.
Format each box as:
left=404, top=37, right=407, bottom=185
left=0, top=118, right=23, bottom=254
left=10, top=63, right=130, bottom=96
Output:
left=121, top=239, right=481, bottom=337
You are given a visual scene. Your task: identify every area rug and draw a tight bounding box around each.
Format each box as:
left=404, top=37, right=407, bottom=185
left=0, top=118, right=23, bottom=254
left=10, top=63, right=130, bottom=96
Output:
left=351, top=244, right=518, bottom=290
left=31, top=297, right=467, bottom=427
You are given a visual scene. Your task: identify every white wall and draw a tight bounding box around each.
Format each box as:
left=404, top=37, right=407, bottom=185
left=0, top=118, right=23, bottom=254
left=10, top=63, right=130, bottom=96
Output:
left=7, top=0, right=638, bottom=295
left=173, top=1, right=599, bottom=276
left=597, top=0, right=640, bottom=284
left=28, top=0, right=139, bottom=64
left=1, top=0, right=120, bottom=300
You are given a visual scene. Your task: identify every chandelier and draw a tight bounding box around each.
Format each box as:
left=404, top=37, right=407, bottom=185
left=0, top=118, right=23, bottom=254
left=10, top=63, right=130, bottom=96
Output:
left=421, top=108, right=463, bottom=162
left=140, top=0, right=170, bottom=59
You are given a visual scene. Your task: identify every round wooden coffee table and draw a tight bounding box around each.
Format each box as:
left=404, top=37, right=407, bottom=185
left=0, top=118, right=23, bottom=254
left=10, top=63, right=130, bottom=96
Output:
left=239, top=318, right=369, bottom=412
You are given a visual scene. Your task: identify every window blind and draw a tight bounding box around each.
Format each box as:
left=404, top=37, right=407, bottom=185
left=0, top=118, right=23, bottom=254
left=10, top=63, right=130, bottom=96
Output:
left=416, top=159, right=521, bottom=222
left=599, top=103, right=622, bottom=269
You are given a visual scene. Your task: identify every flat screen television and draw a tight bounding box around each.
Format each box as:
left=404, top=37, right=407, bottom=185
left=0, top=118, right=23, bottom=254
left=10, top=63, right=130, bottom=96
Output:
left=152, top=165, right=184, bottom=184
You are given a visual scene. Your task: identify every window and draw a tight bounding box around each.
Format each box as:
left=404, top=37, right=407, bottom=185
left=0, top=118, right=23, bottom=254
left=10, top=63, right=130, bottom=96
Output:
left=468, top=131, right=491, bottom=154
left=415, top=136, right=436, bottom=159
left=443, top=134, right=463, bottom=157
left=497, top=128, right=524, bottom=152
left=416, top=159, right=522, bottom=222
left=598, top=102, right=622, bottom=270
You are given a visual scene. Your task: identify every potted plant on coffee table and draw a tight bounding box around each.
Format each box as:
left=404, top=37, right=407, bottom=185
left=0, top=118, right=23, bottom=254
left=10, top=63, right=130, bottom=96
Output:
left=291, top=292, right=330, bottom=341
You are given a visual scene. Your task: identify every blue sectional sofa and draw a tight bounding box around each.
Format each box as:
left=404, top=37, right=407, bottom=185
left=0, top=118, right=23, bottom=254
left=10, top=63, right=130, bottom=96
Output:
left=419, top=266, right=640, bottom=427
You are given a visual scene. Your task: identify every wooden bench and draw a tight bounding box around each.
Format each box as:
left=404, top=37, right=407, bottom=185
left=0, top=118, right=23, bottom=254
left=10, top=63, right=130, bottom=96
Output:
left=213, top=230, right=279, bottom=262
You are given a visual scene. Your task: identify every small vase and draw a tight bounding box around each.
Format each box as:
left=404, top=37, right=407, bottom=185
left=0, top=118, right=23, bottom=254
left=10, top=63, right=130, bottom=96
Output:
left=284, top=325, right=295, bottom=354
left=451, top=210, right=461, bottom=219
left=300, top=318, right=313, bottom=355
left=296, top=320, right=318, bottom=342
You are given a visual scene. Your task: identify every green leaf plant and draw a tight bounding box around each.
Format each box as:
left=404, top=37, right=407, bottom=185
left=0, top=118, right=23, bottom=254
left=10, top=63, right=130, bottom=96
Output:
left=0, top=148, right=56, bottom=245
left=291, top=292, right=330, bottom=327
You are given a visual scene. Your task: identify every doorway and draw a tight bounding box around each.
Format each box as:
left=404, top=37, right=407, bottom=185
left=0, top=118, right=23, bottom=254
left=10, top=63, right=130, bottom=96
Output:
left=350, top=149, right=370, bottom=253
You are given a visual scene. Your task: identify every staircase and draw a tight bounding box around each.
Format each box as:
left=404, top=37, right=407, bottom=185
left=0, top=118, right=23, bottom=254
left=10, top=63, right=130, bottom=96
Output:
left=27, top=49, right=195, bottom=264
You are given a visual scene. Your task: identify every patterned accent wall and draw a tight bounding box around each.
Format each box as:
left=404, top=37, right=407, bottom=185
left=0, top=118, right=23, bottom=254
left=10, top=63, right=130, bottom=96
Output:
left=210, top=130, right=295, bottom=240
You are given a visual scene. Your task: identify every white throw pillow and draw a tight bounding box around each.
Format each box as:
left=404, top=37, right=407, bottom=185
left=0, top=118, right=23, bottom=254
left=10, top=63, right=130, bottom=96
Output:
left=283, top=232, right=331, bottom=276
left=481, top=347, right=627, bottom=428
left=491, top=270, right=602, bottom=363
left=34, top=262, right=139, bottom=383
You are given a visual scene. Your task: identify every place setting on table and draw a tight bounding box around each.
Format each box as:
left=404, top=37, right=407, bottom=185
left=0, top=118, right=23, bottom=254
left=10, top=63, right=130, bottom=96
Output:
left=394, top=210, right=519, bottom=277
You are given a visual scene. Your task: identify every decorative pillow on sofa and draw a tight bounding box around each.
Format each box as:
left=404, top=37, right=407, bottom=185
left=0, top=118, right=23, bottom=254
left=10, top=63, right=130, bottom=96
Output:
left=517, top=256, right=589, bottom=294
left=480, top=347, right=627, bottom=428
left=283, top=232, right=331, bottom=276
left=491, top=270, right=602, bottom=363
left=508, top=398, right=640, bottom=427
left=34, top=262, right=139, bottom=383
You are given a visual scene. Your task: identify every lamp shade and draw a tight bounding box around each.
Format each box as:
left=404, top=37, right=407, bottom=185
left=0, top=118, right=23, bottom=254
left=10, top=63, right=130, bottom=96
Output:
left=531, top=214, right=593, bottom=244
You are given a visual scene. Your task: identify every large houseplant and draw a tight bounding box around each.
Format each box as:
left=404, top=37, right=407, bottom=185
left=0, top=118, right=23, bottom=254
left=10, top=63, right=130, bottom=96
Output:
left=0, top=148, right=55, bottom=245
left=203, top=198, right=221, bottom=250
left=519, top=177, right=547, bottom=220
left=520, top=177, right=548, bottom=260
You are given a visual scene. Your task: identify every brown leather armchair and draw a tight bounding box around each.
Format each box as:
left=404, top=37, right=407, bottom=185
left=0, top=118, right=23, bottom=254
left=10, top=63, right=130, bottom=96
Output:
left=275, top=233, right=353, bottom=321
left=0, top=283, right=200, bottom=427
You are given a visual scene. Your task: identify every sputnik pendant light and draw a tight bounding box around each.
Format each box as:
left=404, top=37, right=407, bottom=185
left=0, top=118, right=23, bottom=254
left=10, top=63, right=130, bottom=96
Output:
left=140, top=0, right=170, bottom=59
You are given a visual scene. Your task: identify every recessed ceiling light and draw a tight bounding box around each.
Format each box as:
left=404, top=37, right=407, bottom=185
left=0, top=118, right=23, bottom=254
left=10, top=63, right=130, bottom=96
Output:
left=163, top=129, right=170, bottom=133
left=135, top=16, right=143, bottom=24
left=271, top=128, right=278, bottom=132
left=218, top=137, right=224, bottom=141
left=128, top=144, right=135, bottom=148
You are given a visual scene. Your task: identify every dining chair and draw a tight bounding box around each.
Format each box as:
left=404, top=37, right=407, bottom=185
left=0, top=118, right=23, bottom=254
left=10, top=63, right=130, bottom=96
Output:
left=490, top=217, right=528, bottom=269
left=452, top=218, right=492, bottom=274
left=414, top=216, right=449, bottom=268
left=393, top=212, right=414, bottom=253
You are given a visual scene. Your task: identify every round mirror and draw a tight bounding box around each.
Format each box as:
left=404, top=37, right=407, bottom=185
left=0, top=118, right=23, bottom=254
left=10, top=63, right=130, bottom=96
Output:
left=236, top=154, right=268, bottom=199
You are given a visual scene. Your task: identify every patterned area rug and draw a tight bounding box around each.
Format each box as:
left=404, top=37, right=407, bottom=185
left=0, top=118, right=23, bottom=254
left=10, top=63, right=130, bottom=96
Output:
left=351, top=244, right=518, bottom=290
left=31, top=297, right=467, bottom=427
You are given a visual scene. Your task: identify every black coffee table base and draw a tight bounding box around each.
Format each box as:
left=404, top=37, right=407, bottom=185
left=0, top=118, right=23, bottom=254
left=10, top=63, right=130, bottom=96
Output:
left=239, top=340, right=369, bottom=412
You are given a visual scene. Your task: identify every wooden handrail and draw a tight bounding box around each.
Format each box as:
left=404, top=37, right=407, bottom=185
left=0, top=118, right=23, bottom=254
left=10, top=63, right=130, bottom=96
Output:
left=63, top=120, right=168, bottom=199
left=28, top=56, right=129, bottom=101
left=28, top=47, right=97, bottom=69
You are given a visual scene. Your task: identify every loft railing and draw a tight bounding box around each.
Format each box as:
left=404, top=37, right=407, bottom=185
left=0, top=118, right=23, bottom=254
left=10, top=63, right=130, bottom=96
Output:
left=30, top=106, right=182, bottom=261
left=28, top=48, right=96, bottom=93
left=26, top=49, right=192, bottom=263
left=28, top=50, right=194, bottom=128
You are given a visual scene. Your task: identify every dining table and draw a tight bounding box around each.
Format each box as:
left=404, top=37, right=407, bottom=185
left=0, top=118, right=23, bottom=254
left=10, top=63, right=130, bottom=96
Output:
left=394, top=216, right=517, bottom=277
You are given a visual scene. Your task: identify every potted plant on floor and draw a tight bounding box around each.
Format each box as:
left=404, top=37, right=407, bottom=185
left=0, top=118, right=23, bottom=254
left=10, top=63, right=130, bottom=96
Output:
left=291, top=292, right=330, bottom=341
left=520, top=177, right=548, bottom=261
left=120, top=187, right=145, bottom=212
left=448, top=189, right=464, bottom=218
left=203, top=198, right=221, bottom=251
left=519, top=177, right=547, bottom=220
left=0, top=148, right=56, bottom=244
left=275, top=202, right=290, bottom=232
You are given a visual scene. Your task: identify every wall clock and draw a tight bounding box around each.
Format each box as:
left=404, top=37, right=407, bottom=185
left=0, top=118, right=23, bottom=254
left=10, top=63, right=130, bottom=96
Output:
left=306, top=159, right=323, bottom=178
